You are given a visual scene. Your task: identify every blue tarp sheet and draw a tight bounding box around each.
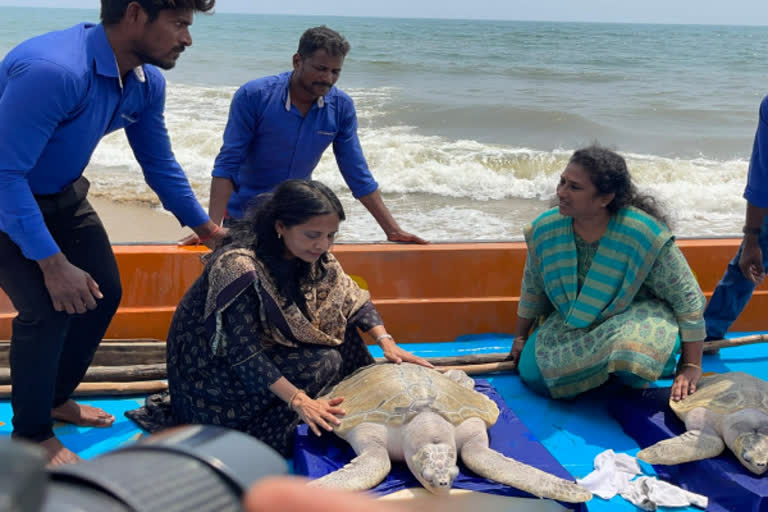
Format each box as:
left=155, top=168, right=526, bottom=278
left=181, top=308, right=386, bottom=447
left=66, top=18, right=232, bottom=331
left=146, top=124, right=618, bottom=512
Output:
left=293, top=377, right=587, bottom=511
left=608, top=385, right=768, bottom=512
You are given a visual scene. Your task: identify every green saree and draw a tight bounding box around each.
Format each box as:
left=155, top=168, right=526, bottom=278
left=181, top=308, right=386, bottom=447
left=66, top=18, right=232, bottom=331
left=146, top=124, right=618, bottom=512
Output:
left=518, top=207, right=706, bottom=398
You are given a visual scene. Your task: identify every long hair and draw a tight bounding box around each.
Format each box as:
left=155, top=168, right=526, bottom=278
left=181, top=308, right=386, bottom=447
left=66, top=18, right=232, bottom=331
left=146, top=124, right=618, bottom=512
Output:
left=217, top=180, right=345, bottom=314
left=569, top=145, right=670, bottom=227
left=101, top=0, right=215, bottom=25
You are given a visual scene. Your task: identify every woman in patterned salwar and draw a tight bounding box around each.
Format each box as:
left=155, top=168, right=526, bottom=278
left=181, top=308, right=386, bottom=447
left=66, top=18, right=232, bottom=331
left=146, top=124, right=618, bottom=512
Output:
left=506, top=146, right=705, bottom=402
left=127, top=180, right=431, bottom=456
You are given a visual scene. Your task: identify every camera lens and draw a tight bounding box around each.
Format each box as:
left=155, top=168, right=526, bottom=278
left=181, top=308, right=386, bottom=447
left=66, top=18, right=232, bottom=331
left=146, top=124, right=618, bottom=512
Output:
left=12, top=425, right=288, bottom=512
left=0, top=438, right=48, bottom=512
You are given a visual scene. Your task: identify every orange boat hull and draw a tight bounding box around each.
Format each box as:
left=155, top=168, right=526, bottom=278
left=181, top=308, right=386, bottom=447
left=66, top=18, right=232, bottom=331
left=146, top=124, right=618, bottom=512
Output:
left=0, top=239, right=763, bottom=343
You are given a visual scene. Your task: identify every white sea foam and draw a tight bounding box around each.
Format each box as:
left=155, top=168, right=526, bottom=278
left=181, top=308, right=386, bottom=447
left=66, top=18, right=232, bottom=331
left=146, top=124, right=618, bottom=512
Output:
left=85, top=83, right=750, bottom=241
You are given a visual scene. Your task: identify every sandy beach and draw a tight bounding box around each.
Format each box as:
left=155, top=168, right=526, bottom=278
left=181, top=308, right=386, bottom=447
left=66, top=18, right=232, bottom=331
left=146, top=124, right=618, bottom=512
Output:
left=90, top=198, right=193, bottom=244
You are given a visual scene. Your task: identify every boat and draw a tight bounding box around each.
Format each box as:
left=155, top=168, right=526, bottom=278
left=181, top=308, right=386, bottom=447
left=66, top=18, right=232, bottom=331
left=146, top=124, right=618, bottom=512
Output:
left=1, top=238, right=765, bottom=512
left=2, top=237, right=765, bottom=343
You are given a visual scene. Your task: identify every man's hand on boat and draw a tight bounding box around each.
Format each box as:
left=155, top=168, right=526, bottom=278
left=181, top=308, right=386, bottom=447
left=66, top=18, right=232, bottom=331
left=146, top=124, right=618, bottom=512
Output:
left=178, top=221, right=229, bottom=249
left=38, top=253, right=103, bottom=314
left=386, top=227, right=428, bottom=244
left=739, top=238, right=766, bottom=285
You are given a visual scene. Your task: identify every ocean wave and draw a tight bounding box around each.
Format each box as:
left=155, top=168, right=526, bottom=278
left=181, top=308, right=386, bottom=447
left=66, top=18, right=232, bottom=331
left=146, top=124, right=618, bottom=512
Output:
left=84, top=82, right=750, bottom=240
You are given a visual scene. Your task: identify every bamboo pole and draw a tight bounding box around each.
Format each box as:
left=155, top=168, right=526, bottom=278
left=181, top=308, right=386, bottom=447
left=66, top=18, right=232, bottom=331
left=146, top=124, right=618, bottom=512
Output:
left=0, top=380, right=168, bottom=399
left=434, top=361, right=519, bottom=375
left=701, top=334, right=768, bottom=351
left=0, top=334, right=763, bottom=389
left=0, top=364, right=167, bottom=385
left=0, top=339, right=166, bottom=367
left=373, top=353, right=511, bottom=366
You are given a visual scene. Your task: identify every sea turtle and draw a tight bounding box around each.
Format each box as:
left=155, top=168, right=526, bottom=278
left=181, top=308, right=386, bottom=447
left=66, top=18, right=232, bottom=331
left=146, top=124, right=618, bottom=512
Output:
left=637, top=371, right=768, bottom=474
left=309, top=362, right=592, bottom=503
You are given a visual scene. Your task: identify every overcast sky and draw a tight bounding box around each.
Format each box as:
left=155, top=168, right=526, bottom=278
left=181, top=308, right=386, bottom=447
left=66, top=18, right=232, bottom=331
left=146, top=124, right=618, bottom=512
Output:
left=1, top=0, right=768, bottom=25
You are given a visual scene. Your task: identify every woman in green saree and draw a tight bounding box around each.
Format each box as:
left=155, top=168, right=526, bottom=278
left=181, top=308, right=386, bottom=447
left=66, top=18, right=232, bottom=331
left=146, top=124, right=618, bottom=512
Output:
left=507, top=146, right=705, bottom=402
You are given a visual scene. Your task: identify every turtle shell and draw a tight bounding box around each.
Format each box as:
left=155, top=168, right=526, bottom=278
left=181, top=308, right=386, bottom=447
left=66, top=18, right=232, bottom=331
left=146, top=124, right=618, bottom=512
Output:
left=319, top=363, right=500, bottom=437
left=669, top=371, right=768, bottom=417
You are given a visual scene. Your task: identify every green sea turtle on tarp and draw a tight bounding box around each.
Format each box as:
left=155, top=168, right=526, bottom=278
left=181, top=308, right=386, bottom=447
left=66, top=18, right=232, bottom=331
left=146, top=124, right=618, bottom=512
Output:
left=309, top=362, right=592, bottom=503
left=638, top=371, right=768, bottom=474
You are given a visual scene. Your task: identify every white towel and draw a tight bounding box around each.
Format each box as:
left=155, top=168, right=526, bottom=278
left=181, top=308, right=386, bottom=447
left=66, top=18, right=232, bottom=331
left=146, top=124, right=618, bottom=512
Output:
left=577, top=449, right=708, bottom=510
left=576, top=449, right=640, bottom=499
left=620, top=476, right=709, bottom=511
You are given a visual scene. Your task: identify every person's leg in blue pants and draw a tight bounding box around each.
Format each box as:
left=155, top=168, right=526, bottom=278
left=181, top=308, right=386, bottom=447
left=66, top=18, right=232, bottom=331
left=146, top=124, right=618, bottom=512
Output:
left=704, top=215, right=768, bottom=340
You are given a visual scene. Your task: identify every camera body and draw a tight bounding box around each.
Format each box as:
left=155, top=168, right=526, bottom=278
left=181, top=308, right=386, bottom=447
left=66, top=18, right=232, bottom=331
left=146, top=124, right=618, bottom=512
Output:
left=1, top=425, right=287, bottom=512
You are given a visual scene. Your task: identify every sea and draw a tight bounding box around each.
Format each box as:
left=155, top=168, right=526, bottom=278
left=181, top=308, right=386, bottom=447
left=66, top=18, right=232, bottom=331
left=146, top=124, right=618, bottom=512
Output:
left=1, top=6, right=767, bottom=242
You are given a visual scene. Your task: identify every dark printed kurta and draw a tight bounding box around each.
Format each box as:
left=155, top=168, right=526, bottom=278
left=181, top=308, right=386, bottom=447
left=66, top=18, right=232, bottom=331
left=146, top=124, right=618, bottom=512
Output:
left=127, top=262, right=382, bottom=457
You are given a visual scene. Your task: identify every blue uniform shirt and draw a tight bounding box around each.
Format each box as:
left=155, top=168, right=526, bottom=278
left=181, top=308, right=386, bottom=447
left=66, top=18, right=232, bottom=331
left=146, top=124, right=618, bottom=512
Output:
left=0, top=23, right=209, bottom=260
left=745, top=96, right=768, bottom=209
left=212, top=71, right=379, bottom=218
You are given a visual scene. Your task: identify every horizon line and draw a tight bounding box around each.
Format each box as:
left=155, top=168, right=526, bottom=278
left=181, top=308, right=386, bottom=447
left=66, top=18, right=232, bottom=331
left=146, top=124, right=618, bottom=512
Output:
left=1, top=4, right=768, bottom=28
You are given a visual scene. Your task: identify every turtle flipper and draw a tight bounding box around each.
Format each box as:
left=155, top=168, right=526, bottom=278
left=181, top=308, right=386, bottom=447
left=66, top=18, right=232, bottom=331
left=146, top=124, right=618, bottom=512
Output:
left=309, top=447, right=391, bottom=490
left=637, top=429, right=725, bottom=465
left=460, top=444, right=592, bottom=503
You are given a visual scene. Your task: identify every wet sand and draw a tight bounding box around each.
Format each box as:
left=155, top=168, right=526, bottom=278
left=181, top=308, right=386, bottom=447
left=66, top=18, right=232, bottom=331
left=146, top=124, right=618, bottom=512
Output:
left=89, top=197, right=192, bottom=244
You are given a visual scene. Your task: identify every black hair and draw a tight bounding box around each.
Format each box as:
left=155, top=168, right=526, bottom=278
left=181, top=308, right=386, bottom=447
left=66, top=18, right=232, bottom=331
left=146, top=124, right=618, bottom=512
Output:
left=569, top=145, right=670, bottom=226
left=297, top=26, right=350, bottom=58
left=101, top=0, right=215, bottom=25
left=217, top=180, right=345, bottom=315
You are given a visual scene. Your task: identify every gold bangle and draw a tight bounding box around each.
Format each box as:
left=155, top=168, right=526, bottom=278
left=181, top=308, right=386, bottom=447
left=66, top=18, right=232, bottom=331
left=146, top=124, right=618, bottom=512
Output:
left=679, top=362, right=702, bottom=371
left=288, top=389, right=305, bottom=411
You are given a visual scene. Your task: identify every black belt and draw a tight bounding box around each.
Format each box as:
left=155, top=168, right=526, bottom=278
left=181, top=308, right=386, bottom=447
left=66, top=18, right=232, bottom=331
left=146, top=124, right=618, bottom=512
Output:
left=34, top=176, right=90, bottom=214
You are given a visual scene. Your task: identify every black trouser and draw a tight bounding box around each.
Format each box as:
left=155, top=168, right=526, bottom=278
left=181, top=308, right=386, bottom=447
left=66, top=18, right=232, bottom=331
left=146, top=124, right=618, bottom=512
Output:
left=0, top=177, right=122, bottom=442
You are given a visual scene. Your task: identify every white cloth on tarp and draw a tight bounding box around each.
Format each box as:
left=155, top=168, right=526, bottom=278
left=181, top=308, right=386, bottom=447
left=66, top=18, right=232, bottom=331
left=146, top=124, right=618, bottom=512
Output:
left=576, top=449, right=708, bottom=510
left=576, top=449, right=641, bottom=499
left=621, top=476, right=708, bottom=511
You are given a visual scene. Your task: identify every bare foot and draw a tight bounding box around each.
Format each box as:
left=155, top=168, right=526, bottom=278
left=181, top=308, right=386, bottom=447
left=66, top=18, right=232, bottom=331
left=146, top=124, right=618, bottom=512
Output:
left=41, top=437, right=82, bottom=467
left=52, top=399, right=115, bottom=428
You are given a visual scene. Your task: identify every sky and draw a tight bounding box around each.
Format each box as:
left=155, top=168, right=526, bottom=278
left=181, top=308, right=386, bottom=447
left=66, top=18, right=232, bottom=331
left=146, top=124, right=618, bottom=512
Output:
left=1, top=0, right=768, bottom=26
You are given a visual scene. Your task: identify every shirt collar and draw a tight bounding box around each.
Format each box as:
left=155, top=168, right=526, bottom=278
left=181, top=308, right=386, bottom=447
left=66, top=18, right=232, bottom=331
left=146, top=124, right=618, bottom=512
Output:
left=88, top=23, right=145, bottom=84
left=284, top=73, right=325, bottom=111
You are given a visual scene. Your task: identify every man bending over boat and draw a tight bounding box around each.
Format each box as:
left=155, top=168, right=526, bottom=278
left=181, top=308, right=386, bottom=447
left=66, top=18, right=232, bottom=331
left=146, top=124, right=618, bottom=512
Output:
left=127, top=180, right=431, bottom=457
left=704, top=96, right=768, bottom=345
left=0, top=0, right=224, bottom=466
left=506, top=146, right=706, bottom=401
left=183, top=26, right=426, bottom=244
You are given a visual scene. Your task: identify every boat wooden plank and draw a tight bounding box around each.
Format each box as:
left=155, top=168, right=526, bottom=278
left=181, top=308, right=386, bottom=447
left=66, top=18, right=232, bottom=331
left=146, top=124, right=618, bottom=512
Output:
left=1, top=240, right=766, bottom=343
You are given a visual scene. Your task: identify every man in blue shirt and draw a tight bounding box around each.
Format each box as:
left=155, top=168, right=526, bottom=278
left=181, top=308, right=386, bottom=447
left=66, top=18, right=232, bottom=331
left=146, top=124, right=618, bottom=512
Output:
left=704, top=95, right=768, bottom=343
left=0, top=0, right=224, bottom=465
left=202, top=26, right=426, bottom=243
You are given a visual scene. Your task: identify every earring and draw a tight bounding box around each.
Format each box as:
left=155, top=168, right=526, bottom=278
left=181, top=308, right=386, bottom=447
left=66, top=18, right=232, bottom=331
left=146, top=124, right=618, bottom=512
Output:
left=277, top=232, right=282, bottom=239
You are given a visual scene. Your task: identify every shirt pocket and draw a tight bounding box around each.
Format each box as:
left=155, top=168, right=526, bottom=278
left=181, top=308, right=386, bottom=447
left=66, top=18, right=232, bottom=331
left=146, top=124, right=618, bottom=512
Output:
left=309, top=128, right=337, bottom=156
left=106, top=111, right=139, bottom=134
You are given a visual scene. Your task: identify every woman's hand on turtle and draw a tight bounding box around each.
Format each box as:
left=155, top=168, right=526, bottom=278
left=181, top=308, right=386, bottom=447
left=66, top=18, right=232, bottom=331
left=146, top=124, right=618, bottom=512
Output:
left=292, top=394, right=346, bottom=436
left=379, top=339, right=433, bottom=368
left=671, top=365, right=702, bottom=402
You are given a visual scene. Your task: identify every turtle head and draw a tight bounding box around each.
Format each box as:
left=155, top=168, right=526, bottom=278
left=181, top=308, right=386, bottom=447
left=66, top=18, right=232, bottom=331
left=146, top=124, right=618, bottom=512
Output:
left=733, top=431, right=768, bottom=475
left=408, top=442, right=459, bottom=494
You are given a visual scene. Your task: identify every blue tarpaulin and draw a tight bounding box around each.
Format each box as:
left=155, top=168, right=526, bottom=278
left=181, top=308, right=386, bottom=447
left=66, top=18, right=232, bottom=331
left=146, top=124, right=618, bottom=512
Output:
left=293, top=378, right=588, bottom=511
left=608, top=385, right=768, bottom=512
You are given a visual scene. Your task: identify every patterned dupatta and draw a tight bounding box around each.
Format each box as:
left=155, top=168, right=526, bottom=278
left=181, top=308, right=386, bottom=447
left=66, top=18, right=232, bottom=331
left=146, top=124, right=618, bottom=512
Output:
left=524, top=206, right=673, bottom=328
left=202, top=248, right=371, bottom=355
